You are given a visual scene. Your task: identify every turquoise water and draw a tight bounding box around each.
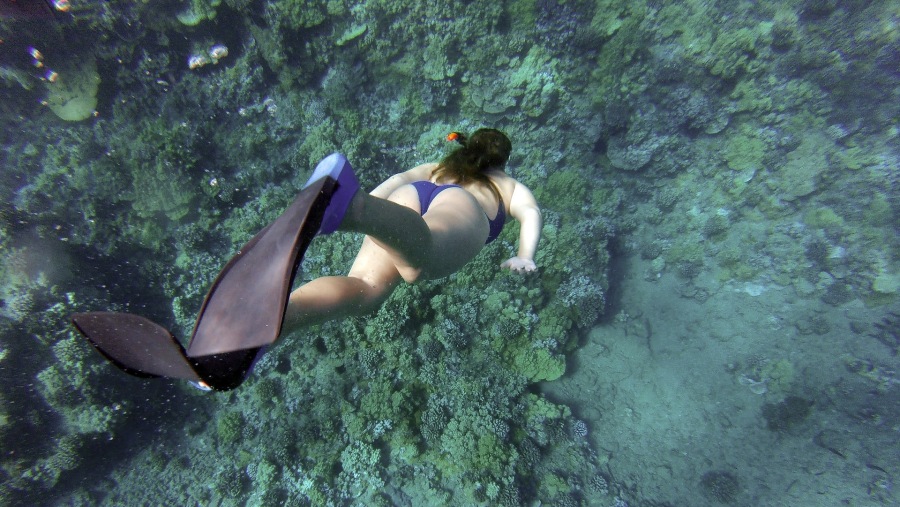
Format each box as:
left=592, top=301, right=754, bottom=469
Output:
left=1, top=1, right=898, bottom=506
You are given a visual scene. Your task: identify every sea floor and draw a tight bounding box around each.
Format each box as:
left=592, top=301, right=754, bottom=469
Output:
left=50, top=255, right=899, bottom=507
left=544, top=254, right=899, bottom=506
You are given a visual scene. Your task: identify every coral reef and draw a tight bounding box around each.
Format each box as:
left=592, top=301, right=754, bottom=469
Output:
left=0, top=0, right=897, bottom=505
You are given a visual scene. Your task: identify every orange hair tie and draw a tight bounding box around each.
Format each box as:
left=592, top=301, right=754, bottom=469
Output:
left=447, top=132, right=466, bottom=145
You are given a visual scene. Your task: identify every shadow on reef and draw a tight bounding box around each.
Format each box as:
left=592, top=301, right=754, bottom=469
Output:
left=762, top=395, right=814, bottom=432
left=0, top=224, right=202, bottom=504
left=596, top=235, right=630, bottom=326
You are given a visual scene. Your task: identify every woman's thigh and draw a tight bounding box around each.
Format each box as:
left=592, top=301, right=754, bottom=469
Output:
left=347, top=236, right=403, bottom=296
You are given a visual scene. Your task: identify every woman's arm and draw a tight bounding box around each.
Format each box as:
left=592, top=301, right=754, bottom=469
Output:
left=501, top=181, right=542, bottom=273
left=369, top=163, right=437, bottom=199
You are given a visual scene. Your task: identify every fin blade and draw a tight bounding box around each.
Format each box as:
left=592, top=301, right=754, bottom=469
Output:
left=71, top=312, right=200, bottom=381
left=186, top=177, right=335, bottom=356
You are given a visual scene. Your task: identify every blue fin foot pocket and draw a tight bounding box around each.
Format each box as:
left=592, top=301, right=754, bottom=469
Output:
left=303, top=153, right=359, bottom=234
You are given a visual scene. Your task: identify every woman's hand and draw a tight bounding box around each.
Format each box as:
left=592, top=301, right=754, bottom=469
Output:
left=501, top=256, right=537, bottom=273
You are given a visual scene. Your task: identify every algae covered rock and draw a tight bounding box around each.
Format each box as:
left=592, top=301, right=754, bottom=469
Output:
left=44, top=57, right=100, bottom=122
left=724, top=128, right=767, bottom=172
left=607, top=105, right=671, bottom=171
left=872, top=271, right=900, bottom=295
left=777, top=133, right=829, bottom=201
left=176, top=0, right=221, bottom=26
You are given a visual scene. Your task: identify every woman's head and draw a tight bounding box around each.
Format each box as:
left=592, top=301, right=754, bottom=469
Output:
left=446, top=128, right=511, bottom=170
left=434, top=128, right=511, bottom=198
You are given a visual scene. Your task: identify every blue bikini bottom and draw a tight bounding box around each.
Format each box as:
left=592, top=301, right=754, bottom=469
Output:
left=410, top=181, right=505, bottom=244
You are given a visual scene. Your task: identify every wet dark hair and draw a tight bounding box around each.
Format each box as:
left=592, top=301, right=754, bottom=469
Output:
left=432, top=128, right=511, bottom=201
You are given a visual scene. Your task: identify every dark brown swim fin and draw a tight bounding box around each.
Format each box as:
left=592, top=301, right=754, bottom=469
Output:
left=186, top=175, right=333, bottom=356
left=71, top=177, right=337, bottom=391
left=71, top=312, right=200, bottom=381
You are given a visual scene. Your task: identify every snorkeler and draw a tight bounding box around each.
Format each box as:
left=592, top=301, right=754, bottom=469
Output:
left=282, top=128, right=542, bottom=333
left=72, top=128, right=542, bottom=391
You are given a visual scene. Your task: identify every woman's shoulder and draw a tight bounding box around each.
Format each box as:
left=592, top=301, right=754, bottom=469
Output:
left=405, top=162, right=439, bottom=180
left=411, top=162, right=439, bottom=172
left=486, top=170, right=518, bottom=198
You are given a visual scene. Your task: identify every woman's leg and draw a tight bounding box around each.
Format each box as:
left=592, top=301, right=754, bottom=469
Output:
left=282, top=236, right=401, bottom=333
left=280, top=189, right=421, bottom=334
left=282, top=184, right=487, bottom=333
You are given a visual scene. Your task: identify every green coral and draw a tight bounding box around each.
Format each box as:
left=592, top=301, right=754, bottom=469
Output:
left=338, top=441, right=384, bottom=496
left=421, top=37, right=457, bottom=81
left=511, top=347, right=566, bottom=382
left=505, top=0, right=537, bottom=33
left=753, top=359, right=795, bottom=396
left=268, top=0, right=328, bottom=29
left=482, top=290, right=534, bottom=346
left=590, top=0, right=635, bottom=38
left=702, top=214, right=730, bottom=239
left=67, top=404, right=116, bottom=435
left=833, top=145, right=879, bottom=171
left=336, top=23, right=368, bottom=46
left=724, top=127, right=767, bottom=172
left=176, top=0, right=221, bottom=26
left=439, top=406, right=517, bottom=479
left=507, top=46, right=559, bottom=118
left=716, top=245, right=756, bottom=281
left=863, top=192, right=892, bottom=226
left=704, top=27, right=768, bottom=79
left=522, top=394, right=571, bottom=446
left=0, top=244, right=50, bottom=322
left=128, top=121, right=198, bottom=222
left=249, top=459, right=278, bottom=491
left=803, top=206, right=845, bottom=230
left=463, top=73, right=517, bottom=115
left=843, top=355, right=899, bottom=393
left=540, top=472, right=573, bottom=501
left=342, top=379, right=413, bottom=443
left=216, top=411, right=245, bottom=446
left=664, top=238, right=705, bottom=278
left=109, top=118, right=204, bottom=251
left=22, top=435, right=82, bottom=489
left=589, top=1, right=648, bottom=104
left=538, top=170, right=589, bottom=214
left=252, top=377, right=281, bottom=406
left=36, top=365, right=69, bottom=406
left=36, top=335, right=120, bottom=438
left=462, top=46, right=559, bottom=117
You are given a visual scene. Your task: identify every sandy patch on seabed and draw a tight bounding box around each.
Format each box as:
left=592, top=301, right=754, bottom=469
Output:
left=543, top=256, right=899, bottom=507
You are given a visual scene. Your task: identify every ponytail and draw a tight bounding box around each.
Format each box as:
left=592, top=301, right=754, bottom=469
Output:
left=433, top=128, right=511, bottom=201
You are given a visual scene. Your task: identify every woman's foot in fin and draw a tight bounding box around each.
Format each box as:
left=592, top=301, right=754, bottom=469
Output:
left=304, top=153, right=360, bottom=234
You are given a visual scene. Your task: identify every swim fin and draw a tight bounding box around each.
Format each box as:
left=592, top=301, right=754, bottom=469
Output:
left=71, top=176, right=337, bottom=391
